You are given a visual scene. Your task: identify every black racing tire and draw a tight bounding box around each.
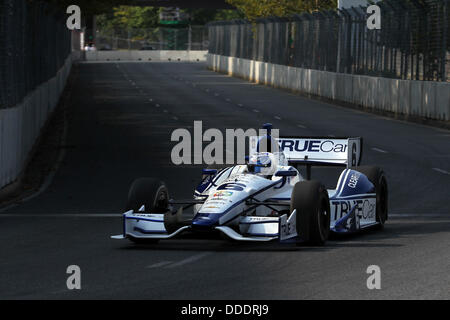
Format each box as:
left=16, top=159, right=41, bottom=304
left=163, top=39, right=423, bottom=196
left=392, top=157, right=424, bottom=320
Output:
left=125, top=178, right=170, bottom=244
left=126, top=178, right=169, bottom=213
left=352, top=166, right=388, bottom=227
left=290, top=180, right=331, bottom=246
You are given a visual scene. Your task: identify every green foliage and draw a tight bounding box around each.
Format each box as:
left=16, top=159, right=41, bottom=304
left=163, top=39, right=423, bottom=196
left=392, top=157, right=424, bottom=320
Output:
left=96, top=6, right=243, bottom=32
left=184, top=9, right=244, bottom=24
left=226, top=0, right=337, bottom=21
left=98, top=6, right=160, bottom=31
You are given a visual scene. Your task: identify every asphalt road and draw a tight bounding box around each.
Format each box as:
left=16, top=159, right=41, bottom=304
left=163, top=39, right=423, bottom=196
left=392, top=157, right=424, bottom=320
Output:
left=0, top=62, right=449, bottom=299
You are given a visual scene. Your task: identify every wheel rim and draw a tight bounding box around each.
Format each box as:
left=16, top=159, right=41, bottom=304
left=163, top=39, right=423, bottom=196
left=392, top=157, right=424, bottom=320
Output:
left=154, top=186, right=168, bottom=211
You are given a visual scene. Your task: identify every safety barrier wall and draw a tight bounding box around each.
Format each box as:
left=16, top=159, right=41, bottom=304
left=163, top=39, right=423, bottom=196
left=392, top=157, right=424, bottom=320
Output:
left=0, top=53, right=74, bottom=191
left=207, top=53, right=450, bottom=122
left=85, top=50, right=208, bottom=62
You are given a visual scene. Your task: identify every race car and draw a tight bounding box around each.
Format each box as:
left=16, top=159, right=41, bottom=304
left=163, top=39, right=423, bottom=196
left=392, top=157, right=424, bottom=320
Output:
left=112, top=124, right=388, bottom=246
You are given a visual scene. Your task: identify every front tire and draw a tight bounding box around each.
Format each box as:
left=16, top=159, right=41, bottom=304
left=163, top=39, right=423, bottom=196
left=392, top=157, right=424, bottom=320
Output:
left=125, top=178, right=170, bottom=244
left=291, top=180, right=331, bottom=246
left=126, top=178, right=169, bottom=213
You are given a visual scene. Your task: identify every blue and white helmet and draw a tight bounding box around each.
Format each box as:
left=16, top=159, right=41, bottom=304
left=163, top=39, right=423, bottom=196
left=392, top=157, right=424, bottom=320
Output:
left=248, top=152, right=287, bottom=176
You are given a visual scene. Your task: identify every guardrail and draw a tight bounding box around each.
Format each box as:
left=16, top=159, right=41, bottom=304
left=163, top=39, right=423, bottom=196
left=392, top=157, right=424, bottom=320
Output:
left=0, top=0, right=76, bottom=192
left=84, top=50, right=208, bottom=62
left=208, top=0, right=449, bottom=82
left=0, top=54, right=74, bottom=191
left=207, top=53, right=449, bottom=122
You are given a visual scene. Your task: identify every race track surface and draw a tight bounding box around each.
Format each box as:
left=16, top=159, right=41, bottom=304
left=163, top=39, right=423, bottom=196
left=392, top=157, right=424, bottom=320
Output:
left=1, top=62, right=449, bottom=299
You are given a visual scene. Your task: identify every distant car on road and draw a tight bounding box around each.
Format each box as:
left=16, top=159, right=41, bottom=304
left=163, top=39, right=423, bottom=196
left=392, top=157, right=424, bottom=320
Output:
left=84, top=42, right=96, bottom=51
left=112, top=124, right=388, bottom=246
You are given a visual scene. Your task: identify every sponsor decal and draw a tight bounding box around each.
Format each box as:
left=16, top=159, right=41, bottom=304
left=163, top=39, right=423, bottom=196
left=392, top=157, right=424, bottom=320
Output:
left=206, top=200, right=227, bottom=205
left=279, top=139, right=348, bottom=153
left=212, top=191, right=233, bottom=197
left=331, top=199, right=376, bottom=221
left=348, top=172, right=361, bottom=188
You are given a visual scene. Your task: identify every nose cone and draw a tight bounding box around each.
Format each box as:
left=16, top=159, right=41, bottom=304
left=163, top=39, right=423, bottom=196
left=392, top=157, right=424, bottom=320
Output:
left=192, top=213, right=220, bottom=229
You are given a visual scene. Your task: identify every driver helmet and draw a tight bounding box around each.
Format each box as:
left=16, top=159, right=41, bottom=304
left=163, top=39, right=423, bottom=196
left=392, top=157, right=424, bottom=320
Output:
left=248, top=152, right=279, bottom=176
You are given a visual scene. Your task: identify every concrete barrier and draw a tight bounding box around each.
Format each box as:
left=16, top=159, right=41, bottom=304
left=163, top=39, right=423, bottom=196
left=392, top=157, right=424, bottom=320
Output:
left=85, top=50, right=208, bottom=62
left=207, top=53, right=450, bottom=122
left=0, top=53, right=75, bottom=191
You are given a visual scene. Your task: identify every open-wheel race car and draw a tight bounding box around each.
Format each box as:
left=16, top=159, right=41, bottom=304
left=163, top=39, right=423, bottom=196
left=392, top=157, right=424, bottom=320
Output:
left=112, top=124, right=388, bottom=246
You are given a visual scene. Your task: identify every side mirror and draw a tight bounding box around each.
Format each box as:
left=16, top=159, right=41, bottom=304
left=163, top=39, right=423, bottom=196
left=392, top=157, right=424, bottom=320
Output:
left=275, top=171, right=297, bottom=177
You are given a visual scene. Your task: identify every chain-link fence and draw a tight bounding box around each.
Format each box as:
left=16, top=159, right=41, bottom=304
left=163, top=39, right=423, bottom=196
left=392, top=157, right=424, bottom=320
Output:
left=95, top=26, right=209, bottom=51
left=208, top=0, right=449, bottom=82
left=0, top=0, right=71, bottom=109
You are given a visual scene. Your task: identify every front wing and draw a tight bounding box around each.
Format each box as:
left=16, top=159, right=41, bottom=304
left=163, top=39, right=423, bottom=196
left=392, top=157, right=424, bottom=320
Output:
left=111, top=210, right=298, bottom=242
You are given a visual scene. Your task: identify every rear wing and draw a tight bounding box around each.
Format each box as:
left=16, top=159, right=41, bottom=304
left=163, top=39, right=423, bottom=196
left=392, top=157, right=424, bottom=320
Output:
left=250, top=136, right=363, bottom=168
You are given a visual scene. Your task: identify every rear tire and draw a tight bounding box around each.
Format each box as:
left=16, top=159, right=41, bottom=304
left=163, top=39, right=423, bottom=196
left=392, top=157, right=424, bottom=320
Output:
left=291, top=180, right=330, bottom=246
left=126, top=178, right=170, bottom=244
left=352, top=166, right=388, bottom=227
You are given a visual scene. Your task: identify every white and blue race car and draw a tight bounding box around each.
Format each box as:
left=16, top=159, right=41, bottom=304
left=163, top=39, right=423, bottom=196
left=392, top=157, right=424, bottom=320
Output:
left=112, top=126, right=388, bottom=246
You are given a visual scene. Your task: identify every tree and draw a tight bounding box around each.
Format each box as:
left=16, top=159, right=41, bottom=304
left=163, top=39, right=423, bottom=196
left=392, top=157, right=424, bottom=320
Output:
left=226, top=0, right=337, bottom=22
left=183, top=9, right=244, bottom=24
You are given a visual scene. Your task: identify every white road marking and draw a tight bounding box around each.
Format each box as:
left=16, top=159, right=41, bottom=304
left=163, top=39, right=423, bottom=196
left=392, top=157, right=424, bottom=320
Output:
left=372, top=147, right=388, bottom=154
left=146, top=261, right=173, bottom=268
left=166, top=252, right=212, bottom=268
left=274, top=116, right=282, bottom=120
left=253, top=109, right=260, bottom=113
left=172, top=116, right=179, bottom=121
left=432, top=168, right=450, bottom=175
left=237, top=104, right=244, bottom=107
left=297, top=124, right=307, bottom=129
left=155, top=104, right=160, bottom=107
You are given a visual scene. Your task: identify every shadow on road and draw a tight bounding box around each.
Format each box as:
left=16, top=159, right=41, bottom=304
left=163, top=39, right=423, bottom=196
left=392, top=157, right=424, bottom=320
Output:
left=113, top=219, right=450, bottom=252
